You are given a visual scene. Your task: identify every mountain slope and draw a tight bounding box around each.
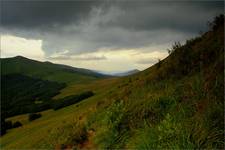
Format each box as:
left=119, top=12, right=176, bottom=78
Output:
left=89, top=15, right=224, bottom=149
left=0, top=15, right=224, bottom=149
left=1, top=56, right=107, bottom=84
left=0, top=56, right=109, bottom=131
left=83, top=15, right=224, bottom=149
left=1, top=74, right=65, bottom=118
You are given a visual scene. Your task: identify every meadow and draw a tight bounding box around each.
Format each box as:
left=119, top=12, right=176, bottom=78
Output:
left=0, top=15, right=224, bottom=149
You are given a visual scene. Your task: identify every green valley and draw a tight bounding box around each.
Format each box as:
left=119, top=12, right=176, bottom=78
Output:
left=1, top=56, right=107, bottom=84
left=0, top=15, right=224, bottom=149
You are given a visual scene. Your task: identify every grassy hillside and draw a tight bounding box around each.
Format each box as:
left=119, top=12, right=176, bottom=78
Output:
left=1, top=56, right=106, bottom=84
left=1, top=74, right=65, bottom=118
left=0, top=55, right=108, bottom=135
left=0, top=56, right=107, bottom=118
left=0, top=15, right=224, bottom=149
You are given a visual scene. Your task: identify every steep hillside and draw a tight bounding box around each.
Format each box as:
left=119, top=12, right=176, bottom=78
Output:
left=0, top=56, right=108, bottom=135
left=0, top=15, right=224, bottom=149
left=1, top=56, right=107, bottom=84
left=79, top=15, right=224, bottom=149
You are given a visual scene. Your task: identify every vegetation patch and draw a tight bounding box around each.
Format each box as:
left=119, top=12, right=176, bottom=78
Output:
left=28, top=113, right=42, bottom=121
left=52, top=91, right=94, bottom=110
left=1, top=74, right=65, bottom=118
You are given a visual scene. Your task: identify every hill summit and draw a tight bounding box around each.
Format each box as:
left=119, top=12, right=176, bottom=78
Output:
left=1, top=56, right=107, bottom=84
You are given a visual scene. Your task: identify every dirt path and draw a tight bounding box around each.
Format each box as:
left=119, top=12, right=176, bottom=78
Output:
left=78, top=129, right=96, bottom=149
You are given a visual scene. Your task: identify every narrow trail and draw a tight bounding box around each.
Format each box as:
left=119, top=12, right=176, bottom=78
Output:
left=54, top=129, right=96, bottom=150
left=78, top=129, right=96, bottom=149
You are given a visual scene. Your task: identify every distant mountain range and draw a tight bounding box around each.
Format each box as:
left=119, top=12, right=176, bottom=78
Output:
left=97, top=69, right=140, bottom=77
left=113, top=69, right=140, bottom=76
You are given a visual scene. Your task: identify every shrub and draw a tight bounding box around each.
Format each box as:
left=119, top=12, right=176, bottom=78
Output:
left=152, top=96, right=177, bottom=118
left=167, top=41, right=182, bottom=55
left=28, top=113, right=42, bottom=121
left=52, top=91, right=94, bottom=110
left=12, top=121, right=22, bottom=128
left=1, top=74, right=65, bottom=118
left=39, top=121, right=88, bottom=148
left=157, top=59, right=161, bottom=69
left=208, top=14, right=224, bottom=31
left=92, top=101, right=127, bottom=149
left=0, top=120, right=6, bottom=136
left=0, top=129, right=6, bottom=136
left=5, top=121, right=13, bottom=129
left=0, top=119, right=13, bottom=136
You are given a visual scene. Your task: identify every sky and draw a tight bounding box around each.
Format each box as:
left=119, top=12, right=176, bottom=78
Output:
left=1, top=0, right=223, bottom=72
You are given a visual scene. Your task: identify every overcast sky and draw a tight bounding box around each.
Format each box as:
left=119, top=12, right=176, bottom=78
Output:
left=1, top=0, right=223, bottom=72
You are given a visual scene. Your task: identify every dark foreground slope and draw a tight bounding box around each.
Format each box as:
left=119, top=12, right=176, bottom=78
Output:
left=0, top=15, right=224, bottom=149
left=78, top=15, right=224, bottom=149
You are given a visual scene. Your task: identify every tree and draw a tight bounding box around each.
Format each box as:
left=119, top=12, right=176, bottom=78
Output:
left=28, top=113, right=42, bottom=121
left=208, top=14, right=224, bottom=31
left=167, top=42, right=182, bottom=55
left=157, top=59, right=162, bottom=69
left=12, top=121, right=22, bottom=128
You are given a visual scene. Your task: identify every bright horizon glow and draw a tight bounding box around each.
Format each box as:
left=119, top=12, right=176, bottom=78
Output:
left=1, top=34, right=168, bottom=72
left=1, top=35, right=45, bottom=61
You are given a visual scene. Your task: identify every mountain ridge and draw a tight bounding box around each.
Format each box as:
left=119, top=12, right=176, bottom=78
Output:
left=1, top=55, right=108, bottom=84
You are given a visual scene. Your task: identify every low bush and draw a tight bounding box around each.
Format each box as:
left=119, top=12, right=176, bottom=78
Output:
left=0, top=119, right=7, bottom=136
left=52, top=91, right=94, bottom=110
left=91, top=101, right=128, bottom=149
left=0, top=120, right=21, bottom=136
left=28, top=113, right=42, bottom=121
left=38, top=121, right=88, bottom=149
left=1, top=74, right=65, bottom=118
left=5, top=121, right=13, bottom=129
left=12, top=121, right=22, bottom=128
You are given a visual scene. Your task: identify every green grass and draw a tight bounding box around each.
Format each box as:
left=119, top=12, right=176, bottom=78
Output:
left=1, top=56, right=106, bottom=84
left=54, top=77, right=119, bottom=99
left=1, top=94, right=101, bottom=149
left=0, top=15, right=224, bottom=149
left=1, top=70, right=223, bottom=149
left=0, top=78, right=119, bottom=149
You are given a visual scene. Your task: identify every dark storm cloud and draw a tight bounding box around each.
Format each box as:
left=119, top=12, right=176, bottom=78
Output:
left=100, top=1, right=224, bottom=33
left=1, top=0, right=224, bottom=56
left=2, top=1, right=222, bottom=31
left=2, top=0, right=100, bottom=29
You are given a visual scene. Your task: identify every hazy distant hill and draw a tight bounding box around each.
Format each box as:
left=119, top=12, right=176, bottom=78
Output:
left=1, top=56, right=107, bottom=84
left=113, top=69, right=140, bottom=76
